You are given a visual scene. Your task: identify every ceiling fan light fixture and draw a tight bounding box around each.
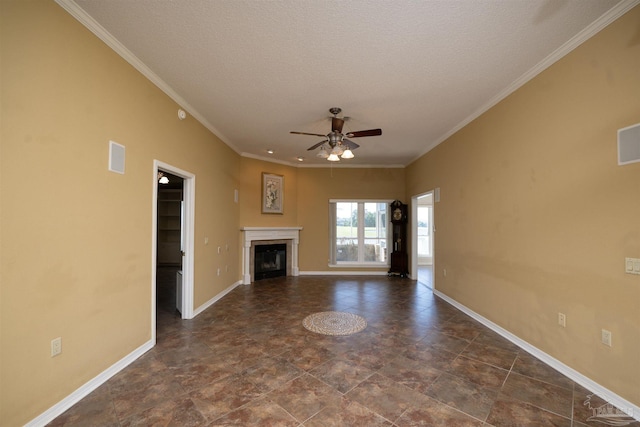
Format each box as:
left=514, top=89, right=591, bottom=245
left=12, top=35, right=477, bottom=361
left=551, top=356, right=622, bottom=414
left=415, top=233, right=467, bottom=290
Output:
left=327, top=153, right=340, bottom=162
left=317, top=147, right=329, bottom=158
left=332, top=146, right=344, bottom=156
left=341, top=149, right=354, bottom=159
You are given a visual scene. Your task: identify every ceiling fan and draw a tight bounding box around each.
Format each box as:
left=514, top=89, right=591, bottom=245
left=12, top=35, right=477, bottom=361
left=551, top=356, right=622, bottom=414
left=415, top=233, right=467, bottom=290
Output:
left=290, top=107, right=382, bottom=161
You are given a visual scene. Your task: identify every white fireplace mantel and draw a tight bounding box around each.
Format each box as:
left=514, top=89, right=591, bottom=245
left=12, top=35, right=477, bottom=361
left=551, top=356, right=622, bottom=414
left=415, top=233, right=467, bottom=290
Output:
left=241, top=227, right=302, bottom=284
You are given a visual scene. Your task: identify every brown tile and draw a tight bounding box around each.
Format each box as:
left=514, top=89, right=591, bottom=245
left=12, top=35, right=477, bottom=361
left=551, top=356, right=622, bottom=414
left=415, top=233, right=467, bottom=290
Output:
left=304, top=396, right=393, bottom=426
left=189, top=373, right=267, bottom=422
left=155, top=328, right=200, bottom=353
left=346, top=373, right=431, bottom=422
left=310, top=357, right=376, bottom=393
left=338, top=346, right=391, bottom=370
left=267, top=373, right=342, bottom=422
left=207, top=396, right=299, bottom=426
left=110, top=376, right=187, bottom=420
left=170, top=353, right=241, bottom=392
left=402, top=341, right=458, bottom=370
left=281, top=343, right=336, bottom=371
left=395, top=396, right=485, bottom=426
left=500, top=372, right=573, bottom=418
left=419, top=329, right=471, bottom=354
left=446, top=355, right=509, bottom=389
left=438, top=318, right=484, bottom=341
left=46, top=385, right=119, bottom=427
left=155, top=341, right=215, bottom=368
left=472, top=330, right=521, bottom=353
left=424, top=372, right=498, bottom=421
left=107, top=353, right=173, bottom=393
left=572, top=384, right=640, bottom=427
left=197, top=330, right=261, bottom=356
left=486, top=397, right=572, bottom=427
left=377, top=355, right=442, bottom=394
left=242, top=356, right=304, bottom=391
left=119, top=396, right=207, bottom=427
left=511, top=351, right=574, bottom=390
left=460, top=341, right=518, bottom=371
left=48, top=276, right=626, bottom=427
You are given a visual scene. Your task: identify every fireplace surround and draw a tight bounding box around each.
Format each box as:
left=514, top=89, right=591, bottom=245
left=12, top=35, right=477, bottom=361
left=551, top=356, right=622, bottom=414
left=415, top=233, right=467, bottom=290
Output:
left=241, top=227, right=302, bottom=284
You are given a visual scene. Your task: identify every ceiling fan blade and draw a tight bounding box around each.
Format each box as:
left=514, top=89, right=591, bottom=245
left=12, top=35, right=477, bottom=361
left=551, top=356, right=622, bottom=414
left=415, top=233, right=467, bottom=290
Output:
left=345, top=128, right=382, bottom=138
left=307, top=140, right=328, bottom=151
left=290, top=131, right=327, bottom=137
left=331, top=117, right=344, bottom=133
left=341, top=139, right=360, bottom=150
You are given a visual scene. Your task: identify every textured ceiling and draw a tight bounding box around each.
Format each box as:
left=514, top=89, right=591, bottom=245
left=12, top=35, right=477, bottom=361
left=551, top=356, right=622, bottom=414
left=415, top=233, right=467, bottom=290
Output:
left=61, top=0, right=632, bottom=167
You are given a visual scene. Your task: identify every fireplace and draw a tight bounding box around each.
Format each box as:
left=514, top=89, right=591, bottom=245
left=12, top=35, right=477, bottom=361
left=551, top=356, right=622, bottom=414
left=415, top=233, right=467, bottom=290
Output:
left=241, top=227, right=302, bottom=284
left=254, top=243, right=286, bottom=281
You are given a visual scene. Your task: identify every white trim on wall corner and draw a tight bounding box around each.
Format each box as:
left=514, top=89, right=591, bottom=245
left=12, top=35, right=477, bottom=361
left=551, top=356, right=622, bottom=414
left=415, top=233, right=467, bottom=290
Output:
left=193, top=280, right=243, bottom=317
left=433, top=289, right=640, bottom=422
left=25, top=340, right=154, bottom=427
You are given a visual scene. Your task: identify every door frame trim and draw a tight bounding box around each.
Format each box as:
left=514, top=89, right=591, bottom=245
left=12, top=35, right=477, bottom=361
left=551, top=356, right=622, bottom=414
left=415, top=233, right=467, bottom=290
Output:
left=410, top=190, right=434, bottom=283
left=152, top=160, right=196, bottom=341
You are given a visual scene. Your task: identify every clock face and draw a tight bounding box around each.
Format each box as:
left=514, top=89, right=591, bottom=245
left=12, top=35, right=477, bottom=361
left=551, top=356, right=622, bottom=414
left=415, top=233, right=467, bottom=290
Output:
left=393, top=208, right=402, bottom=221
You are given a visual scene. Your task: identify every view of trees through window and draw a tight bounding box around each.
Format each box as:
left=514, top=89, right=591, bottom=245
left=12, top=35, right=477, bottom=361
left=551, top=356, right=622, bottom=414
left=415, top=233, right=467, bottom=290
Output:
left=335, top=202, right=387, bottom=263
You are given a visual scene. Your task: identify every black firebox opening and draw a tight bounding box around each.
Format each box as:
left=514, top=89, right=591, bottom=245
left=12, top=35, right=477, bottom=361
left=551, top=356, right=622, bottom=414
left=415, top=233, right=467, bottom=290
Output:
left=254, top=243, right=286, bottom=281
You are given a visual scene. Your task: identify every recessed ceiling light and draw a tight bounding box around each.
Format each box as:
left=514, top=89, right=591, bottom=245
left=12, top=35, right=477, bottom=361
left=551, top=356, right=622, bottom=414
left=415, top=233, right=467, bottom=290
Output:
left=267, top=149, right=274, bottom=154
left=297, top=157, right=304, bottom=162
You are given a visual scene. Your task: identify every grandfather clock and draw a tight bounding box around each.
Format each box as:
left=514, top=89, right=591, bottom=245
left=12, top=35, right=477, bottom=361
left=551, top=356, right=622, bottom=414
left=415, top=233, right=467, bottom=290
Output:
left=388, top=200, right=408, bottom=277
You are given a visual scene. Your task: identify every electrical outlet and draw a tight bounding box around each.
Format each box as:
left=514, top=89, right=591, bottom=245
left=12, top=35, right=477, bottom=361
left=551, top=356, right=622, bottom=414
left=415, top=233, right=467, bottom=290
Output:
left=51, top=337, right=62, bottom=357
left=443, top=268, right=447, bottom=277
left=601, top=329, right=612, bottom=347
left=217, top=268, right=220, bottom=276
left=558, top=312, right=566, bottom=327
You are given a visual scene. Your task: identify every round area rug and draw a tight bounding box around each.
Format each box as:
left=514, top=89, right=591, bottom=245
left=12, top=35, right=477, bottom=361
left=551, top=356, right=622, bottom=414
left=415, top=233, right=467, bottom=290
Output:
left=302, top=311, right=367, bottom=336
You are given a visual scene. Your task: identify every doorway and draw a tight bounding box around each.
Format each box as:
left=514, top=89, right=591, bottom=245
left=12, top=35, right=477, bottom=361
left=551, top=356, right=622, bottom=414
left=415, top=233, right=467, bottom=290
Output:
left=411, top=191, right=434, bottom=289
left=152, top=161, right=195, bottom=343
left=156, top=170, right=184, bottom=328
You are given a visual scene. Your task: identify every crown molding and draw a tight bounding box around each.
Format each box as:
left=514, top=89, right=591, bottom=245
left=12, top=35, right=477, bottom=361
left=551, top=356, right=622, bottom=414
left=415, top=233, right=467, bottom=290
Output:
left=240, top=152, right=405, bottom=169
left=54, top=0, right=241, bottom=155
left=410, top=0, right=640, bottom=166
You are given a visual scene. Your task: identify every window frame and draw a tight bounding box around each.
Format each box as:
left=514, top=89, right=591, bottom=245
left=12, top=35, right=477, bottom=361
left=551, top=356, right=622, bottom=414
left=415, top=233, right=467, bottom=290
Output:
left=329, top=199, right=392, bottom=268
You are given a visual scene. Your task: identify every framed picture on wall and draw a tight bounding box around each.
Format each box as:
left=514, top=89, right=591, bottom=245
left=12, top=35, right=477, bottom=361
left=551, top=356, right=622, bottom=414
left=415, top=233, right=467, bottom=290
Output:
left=262, top=172, right=283, bottom=214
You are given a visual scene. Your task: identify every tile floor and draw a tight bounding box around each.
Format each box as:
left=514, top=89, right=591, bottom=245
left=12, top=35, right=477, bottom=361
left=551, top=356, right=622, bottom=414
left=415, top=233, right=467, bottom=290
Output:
left=48, top=272, right=638, bottom=426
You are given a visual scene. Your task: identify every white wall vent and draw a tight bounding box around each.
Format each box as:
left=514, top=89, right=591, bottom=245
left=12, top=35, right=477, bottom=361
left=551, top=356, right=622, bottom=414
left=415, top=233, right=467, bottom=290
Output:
left=108, top=140, right=125, bottom=174
left=618, top=123, right=640, bottom=165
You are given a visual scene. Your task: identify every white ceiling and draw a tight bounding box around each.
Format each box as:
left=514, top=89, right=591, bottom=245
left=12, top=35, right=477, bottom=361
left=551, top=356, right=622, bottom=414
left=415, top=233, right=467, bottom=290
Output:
left=60, top=0, right=633, bottom=167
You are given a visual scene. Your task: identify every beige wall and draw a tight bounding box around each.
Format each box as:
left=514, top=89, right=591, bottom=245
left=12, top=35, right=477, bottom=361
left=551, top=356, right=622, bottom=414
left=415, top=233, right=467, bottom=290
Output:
left=296, top=167, right=405, bottom=271
left=238, top=157, right=299, bottom=228
left=237, top=159, right=406, bottom=272
left=406, top=6, right=640, bottom=405
left=0, top=1, right=240, bottom=425
left=2, top=1, right=639, bottom=425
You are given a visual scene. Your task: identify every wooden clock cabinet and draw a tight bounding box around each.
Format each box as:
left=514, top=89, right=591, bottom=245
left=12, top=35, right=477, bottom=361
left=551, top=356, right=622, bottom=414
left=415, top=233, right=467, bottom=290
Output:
left=388, top=200, right=408, bottom=277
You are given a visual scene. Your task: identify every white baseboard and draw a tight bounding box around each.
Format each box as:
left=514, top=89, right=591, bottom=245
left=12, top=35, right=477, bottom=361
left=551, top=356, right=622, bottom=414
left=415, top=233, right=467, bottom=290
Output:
left=27, top=280, right=243, bottom=426
left=192, top=280, right=242, bottom=317
left=301, top=270, right=388, bottom=276
left=26, top=339, right=154, bottom=427
left=433, top=289, right=640, bottom=422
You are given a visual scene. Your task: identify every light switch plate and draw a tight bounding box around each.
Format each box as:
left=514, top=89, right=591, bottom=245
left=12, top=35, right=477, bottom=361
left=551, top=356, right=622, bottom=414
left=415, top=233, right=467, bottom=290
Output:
left=625, top=258, right=640, bottom=275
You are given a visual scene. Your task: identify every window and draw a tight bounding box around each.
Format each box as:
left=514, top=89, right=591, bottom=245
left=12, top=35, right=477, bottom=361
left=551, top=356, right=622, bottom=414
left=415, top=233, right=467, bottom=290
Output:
left=330, top=200, right=389, bottom=266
